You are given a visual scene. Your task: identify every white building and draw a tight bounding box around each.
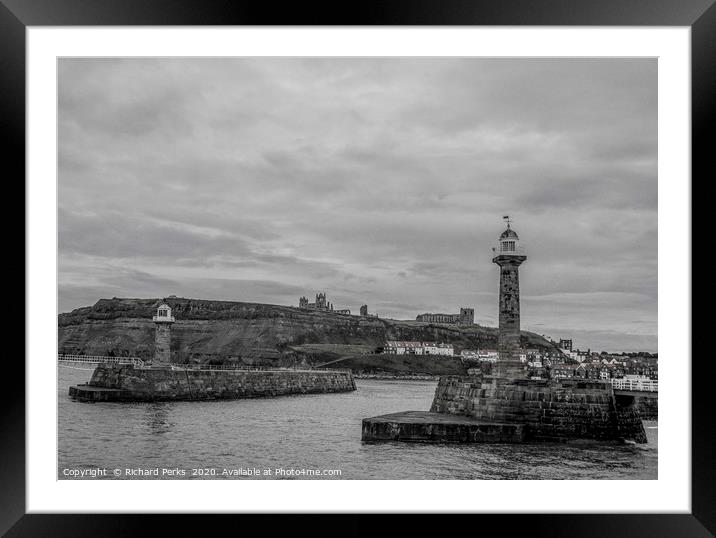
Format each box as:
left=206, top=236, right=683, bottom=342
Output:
left=477, top=350, right=499, bottom=363
left=436, top=343, right=454, bottom=357
left=384, top=341, right=424, bottom=355
left=423, top=342, right=454, bottom=356
left=423, top=343, right=439, bottom=355
left=384, top=341, right=453, bottom=356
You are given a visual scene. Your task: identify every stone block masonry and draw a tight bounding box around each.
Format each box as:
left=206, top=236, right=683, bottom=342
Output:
left=615, top=391, right=658, bottom=421
left=498, top=263, right=522, bottom=349
left=492, top=255, right=526, bottom=364
left=362, top=411, right=527, bottom=443
left=69, top=365, right=356, bottom=402
left=154, top=324, right=171, bottom=363
left=430, top=376, right=647, bottom=443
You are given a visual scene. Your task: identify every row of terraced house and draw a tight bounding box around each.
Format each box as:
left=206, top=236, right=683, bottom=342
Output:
left=383, top=341, right=455, bottom=356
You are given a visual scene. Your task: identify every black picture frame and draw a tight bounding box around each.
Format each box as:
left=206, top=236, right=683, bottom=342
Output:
left=5, top=1, right=710, bottom=536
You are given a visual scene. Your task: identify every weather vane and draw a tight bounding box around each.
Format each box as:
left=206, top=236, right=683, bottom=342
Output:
left=503, top=215, right=511, bottom=228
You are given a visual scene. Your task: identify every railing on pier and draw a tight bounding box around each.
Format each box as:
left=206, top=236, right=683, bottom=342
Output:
left=58, top=355, right=351, bottom=374
left=174, top=364, right=351, bottom=374
left=174, top=364, right=277, bottom=372
left=610, top=377, right=658, bottom=392
left=58, top=354, right=144, bottom=367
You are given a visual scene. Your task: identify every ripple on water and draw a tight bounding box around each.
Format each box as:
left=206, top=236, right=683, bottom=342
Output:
left=58, top=370, right=657, bottom=480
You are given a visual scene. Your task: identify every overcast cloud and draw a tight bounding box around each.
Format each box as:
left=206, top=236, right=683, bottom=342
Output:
left=58, top=58, right=657, bottom=352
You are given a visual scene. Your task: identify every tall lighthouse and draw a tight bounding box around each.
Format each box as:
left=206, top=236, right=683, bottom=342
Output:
left=152, top=301, right=175, bottom=364
left=492, top=217, right=527, bottom=379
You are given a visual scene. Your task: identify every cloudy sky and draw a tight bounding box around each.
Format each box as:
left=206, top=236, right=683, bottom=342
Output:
left=58, top=58, right=657, bottom=352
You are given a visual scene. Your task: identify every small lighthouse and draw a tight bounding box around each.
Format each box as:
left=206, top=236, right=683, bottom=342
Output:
left=152, top=301, right=175, bottom=364
left=492, top=217, right=527, bottom=379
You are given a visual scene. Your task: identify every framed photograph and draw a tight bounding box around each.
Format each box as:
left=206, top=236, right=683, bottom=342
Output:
left=7, top=0, right=711, bottom=535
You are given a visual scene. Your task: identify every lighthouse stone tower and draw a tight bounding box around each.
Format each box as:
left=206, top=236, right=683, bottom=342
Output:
left=492, top=219, right=527, bottom=379
left=152, top=302, right=175, bottom=364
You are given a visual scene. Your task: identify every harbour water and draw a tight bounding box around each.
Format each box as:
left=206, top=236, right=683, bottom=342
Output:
left=58, top=367, right=657, bottom=480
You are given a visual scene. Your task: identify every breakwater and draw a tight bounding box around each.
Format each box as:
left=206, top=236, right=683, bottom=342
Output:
left=429, top=376, right=647, bottom=443
left=361, top=411, right=527, bottom=443
left=69, top=364, right=356, bottom=402
left=615, top=390, right=658, bottom=420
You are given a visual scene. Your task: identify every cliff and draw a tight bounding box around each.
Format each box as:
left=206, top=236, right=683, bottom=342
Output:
left=58, top=297, right=558, bottom=370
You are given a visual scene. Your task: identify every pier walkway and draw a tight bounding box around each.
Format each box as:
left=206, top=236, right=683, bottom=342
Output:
left=610, top=377, right=658, bottom=392
left=58, top=354, right=349, bottom=374
left=58, top=354, right=144, bottom=367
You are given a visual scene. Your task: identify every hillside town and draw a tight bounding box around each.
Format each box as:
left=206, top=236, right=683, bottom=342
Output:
left=382, top=337, right=658, bottom=390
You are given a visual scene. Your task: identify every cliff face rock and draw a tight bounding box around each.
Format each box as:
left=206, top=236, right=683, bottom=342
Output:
left=58, top=297, right=556, bottom=365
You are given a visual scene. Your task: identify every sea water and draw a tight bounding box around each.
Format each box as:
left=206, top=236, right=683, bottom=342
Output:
left=58, top=367, right=657, bottom=480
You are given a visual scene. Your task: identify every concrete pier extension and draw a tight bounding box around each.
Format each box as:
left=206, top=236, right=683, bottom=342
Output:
left=362, top=411, right=527, bottom=443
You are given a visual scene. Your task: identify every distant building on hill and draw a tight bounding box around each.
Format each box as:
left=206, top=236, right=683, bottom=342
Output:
left=416, top=307, right=474, bottom=325
left=359, top=305, right=378, bottom=318
left=422, top=343, right=455, bottom=356
left=477, top=349, right=499, bottom=362
left=384, top=341, right=424, bottom=355
left=298, top=292, right=350, bottom=315
left=384, top=341, right=454, bottom=357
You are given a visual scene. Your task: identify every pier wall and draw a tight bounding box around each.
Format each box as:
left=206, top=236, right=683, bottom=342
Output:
left=634, top=394, right=658, bottom=421
left=70, top=365, right=356, bottom=402
left=615, top=390, right=658, bottom=421
left=430, top=376, right=647, bottom=443
left=362, top=411, right=527, bottom=443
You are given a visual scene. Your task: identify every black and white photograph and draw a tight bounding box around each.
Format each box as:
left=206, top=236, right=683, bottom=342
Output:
left=57, top=56, right=658, bottom=481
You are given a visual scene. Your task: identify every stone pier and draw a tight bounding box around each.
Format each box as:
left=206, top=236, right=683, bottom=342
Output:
left=429, top=376, right=647, bottom=443
left=361, top=375, right=646, bottom=444
left=362, top=411, right=527, bottom=443
left=69, top=364, right=356, bottom=402
left=361, top=221, right=648, bottom=444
